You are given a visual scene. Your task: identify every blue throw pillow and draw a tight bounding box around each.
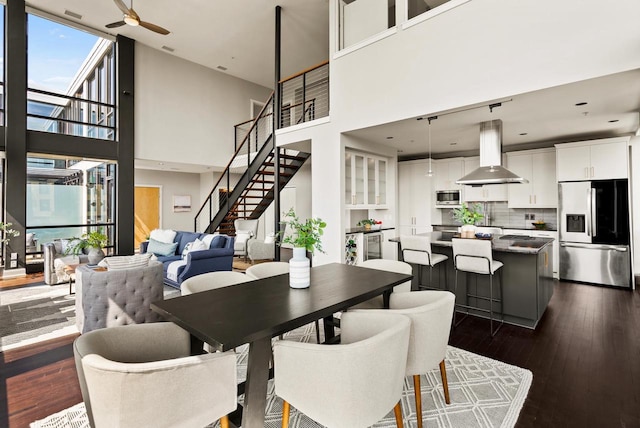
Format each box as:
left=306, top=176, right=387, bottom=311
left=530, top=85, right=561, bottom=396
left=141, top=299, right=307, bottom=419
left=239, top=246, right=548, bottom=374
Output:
left=147, top=238, right=178, bottom=257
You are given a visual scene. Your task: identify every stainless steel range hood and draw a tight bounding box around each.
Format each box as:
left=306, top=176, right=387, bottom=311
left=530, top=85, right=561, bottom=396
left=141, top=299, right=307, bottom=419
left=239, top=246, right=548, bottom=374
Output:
left=456, top=119, right=528, bottom=185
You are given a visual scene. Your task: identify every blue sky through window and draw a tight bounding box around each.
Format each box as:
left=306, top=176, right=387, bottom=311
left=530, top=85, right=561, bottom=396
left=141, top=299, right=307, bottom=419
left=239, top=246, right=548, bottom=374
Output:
left=27, top=14, right=100, bottom=94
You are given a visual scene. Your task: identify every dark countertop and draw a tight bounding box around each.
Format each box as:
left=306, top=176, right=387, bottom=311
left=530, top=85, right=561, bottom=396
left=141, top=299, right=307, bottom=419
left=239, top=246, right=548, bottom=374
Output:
left=345, top=226, right=395, bottom=234
left=390, top=231, right=554, bottom=254
left=432, top=224, right=558, bottom=232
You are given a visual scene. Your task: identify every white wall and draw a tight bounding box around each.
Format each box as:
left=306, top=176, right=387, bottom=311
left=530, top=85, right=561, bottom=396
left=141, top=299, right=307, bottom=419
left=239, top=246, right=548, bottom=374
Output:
left=135, top=168, right=201, bottom=232
left=135, top=44, right=272, bottom=168
left=329, top=0, right=640, bottom=134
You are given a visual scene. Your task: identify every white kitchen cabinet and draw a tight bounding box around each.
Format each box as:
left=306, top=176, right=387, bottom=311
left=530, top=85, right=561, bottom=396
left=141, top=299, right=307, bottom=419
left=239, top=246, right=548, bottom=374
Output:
left=507, top=149, right=557, bottom=208
left=503, top=228, right=559, bottom=278
left=398, top=160, right=432, bottom=235
left=434, top=158, right=464, bottom=191
left=555, top=137, right=629, bottom=181
left=345, top=150, right=388, bottom=208
left=462, top=156, right=507, bottom=202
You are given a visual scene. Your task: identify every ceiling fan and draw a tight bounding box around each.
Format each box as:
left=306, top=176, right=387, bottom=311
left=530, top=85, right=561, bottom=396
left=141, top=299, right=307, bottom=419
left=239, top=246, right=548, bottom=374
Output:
left=105, top=0, right=170, bottom=35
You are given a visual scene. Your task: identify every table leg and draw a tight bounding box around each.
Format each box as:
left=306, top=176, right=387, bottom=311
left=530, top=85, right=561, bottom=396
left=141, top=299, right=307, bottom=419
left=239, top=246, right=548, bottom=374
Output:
left=323, top=315, right=336, bottom=342
left=242, top=337, right=272, bottom=428
left=383, top=289, right=392, bottom=309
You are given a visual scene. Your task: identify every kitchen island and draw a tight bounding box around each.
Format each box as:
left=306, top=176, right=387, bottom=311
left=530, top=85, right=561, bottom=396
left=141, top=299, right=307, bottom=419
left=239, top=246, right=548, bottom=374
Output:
left=391, top=232, right=554, bottom=329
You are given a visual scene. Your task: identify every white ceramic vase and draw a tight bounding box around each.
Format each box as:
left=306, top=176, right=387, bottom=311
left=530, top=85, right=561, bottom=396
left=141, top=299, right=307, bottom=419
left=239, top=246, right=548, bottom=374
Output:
left=460, top=224, right=477, bottom=239
left=289, top=247, right=310, bottom=288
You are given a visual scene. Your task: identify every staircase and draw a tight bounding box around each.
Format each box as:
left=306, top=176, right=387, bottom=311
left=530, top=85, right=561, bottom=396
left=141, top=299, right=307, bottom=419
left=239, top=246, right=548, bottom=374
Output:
left=215, top=147, right=309, bottom=235
left=194, top=93, right=310, bottom=236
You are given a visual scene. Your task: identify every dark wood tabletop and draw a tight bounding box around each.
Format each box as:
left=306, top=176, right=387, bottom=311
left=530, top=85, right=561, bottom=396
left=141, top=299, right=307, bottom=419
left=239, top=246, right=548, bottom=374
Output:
left=151, top=262, right=413, bottom=352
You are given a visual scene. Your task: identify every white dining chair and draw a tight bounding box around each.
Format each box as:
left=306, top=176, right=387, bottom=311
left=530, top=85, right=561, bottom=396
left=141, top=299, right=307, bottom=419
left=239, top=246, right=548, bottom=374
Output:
left=274, top=311, right=411, bottom=428
left=452, top=238, right=504, bottom=336
left=246, top=261, right=321, bottom=343
left=74, top=322, right=236, bottom=428
left=353, top=290, right=455, bottom=428
left=400, top=235, right=449, bottom=290
left=349, top=259, right=413, bottom=310
left=181, top=271, right=253, bottom=295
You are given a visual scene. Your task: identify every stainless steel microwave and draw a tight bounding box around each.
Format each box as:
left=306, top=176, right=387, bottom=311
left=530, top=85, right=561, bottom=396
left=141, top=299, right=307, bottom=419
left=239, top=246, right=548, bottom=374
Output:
left=435, top=190, right=461, bottom=206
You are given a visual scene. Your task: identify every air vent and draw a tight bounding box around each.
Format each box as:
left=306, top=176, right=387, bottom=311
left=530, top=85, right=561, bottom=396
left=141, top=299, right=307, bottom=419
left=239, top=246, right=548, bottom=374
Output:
left=64, top=10, right=82, bottom=20
left=217, top=65, right=228, bottom=71
left=161, top=46, right=175, bottom=52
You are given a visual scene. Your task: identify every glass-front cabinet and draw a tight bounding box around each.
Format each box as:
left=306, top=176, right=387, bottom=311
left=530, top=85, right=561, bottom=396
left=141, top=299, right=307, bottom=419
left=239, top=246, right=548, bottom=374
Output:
left=345, top=150, right=388, bottom=208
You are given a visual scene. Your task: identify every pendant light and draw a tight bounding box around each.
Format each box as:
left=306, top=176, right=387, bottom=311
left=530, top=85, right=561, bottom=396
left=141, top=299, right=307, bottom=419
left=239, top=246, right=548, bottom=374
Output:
left=426, top=116, right=437, bottom=177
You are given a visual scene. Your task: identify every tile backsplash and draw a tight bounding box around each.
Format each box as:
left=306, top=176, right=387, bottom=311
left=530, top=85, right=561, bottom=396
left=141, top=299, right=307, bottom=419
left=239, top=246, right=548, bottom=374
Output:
left=440, top=202, right=558, bottom=230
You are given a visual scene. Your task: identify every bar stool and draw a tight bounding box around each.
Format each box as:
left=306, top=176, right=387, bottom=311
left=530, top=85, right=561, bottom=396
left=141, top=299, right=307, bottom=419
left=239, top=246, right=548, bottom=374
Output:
left=401, top=235, right=448, bottom=291
left=451, top=238, right=503, bottom=336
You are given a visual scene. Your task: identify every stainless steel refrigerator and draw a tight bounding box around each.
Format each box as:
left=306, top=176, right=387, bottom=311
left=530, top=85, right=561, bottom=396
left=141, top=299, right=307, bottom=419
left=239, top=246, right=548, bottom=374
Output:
left=559, top=180, right=631, bottom=287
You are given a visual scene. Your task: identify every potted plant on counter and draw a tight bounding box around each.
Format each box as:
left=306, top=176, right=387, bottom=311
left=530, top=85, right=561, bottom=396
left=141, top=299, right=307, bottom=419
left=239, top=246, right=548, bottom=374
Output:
left=452, top=203, right=484, bottom=238
left=280, top=208, right=327, bottom=288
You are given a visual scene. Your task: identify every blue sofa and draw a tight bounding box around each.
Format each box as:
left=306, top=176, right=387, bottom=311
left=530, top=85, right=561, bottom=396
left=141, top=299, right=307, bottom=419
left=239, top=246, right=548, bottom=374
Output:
left=140, top=231, right=235, bottom=289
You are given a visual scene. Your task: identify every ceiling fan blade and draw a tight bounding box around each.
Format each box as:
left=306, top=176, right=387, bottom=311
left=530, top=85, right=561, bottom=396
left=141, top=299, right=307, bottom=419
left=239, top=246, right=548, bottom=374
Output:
left=112, top=0, right=130, bottom=15
left=139, top=21, right=170, bottom=35
left=105, top=20, right=126, bottom=29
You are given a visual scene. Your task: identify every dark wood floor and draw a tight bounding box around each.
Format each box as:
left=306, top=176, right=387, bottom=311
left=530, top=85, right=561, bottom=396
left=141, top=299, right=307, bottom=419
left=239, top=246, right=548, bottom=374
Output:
left=1, top=279, right=639, bottom=428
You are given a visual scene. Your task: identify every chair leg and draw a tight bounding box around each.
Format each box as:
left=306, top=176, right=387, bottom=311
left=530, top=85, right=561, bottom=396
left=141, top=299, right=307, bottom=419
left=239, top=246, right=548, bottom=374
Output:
left=453, top=269, right=468, bottom=327
left=220, top=415, right=229, bottom=428
left=490, top=271, right=504, bottom=337
left=281, top=400, right=290, bottom=428
left=393, top=401, right=404, bottom=428
left=439, top=360, right=451, bottom=405
left=314, top=320, right=321, bottom=344
left=428, top=264, right=433, bottom=289
left=413, top=375, right=423, bottom=428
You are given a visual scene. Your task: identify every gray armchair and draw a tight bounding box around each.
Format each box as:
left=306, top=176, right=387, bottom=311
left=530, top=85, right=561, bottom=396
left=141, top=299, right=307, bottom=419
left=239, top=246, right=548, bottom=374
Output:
left=75, top=261, right=164, bottom=333
left=43, top=240, right=89, bottom=285
left=233, top=219, right=259, bottom=260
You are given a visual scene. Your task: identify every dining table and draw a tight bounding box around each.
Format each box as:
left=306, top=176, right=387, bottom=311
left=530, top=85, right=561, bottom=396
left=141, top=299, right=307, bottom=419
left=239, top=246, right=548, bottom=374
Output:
left=151, top=262, right=413, bottom=428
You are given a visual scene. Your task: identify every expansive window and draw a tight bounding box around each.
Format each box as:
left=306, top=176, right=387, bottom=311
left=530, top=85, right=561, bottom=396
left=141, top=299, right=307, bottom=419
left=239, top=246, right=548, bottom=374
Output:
left=27, top=14, right=116, bottom=140
left=26, top=155, right=116, bottom=263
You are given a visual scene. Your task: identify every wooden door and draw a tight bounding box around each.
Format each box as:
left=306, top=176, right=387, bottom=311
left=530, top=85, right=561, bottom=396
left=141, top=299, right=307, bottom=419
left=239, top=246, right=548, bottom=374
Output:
left=135, top=186, right=160, bottom=249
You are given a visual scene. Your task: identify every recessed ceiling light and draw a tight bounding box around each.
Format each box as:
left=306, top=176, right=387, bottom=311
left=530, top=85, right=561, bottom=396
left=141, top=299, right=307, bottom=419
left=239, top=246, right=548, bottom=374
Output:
left=217, top=65, right=228, bottom=71
left=161, top=46, right=175, bottom=52
left=64, top=9, right=82, bottom=20
left=608, top=119, right=619, bottom=123
left=386, top=136, right=393, bottom=139
left=575, top=102, right=588, bottom=106
left=519, top=132, right=528, bottom=136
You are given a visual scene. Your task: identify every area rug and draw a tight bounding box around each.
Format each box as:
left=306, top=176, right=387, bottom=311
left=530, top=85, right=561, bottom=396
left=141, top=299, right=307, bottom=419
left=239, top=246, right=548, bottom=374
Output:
left=0, top=282, right=78, bottom=352
left=31, top=324, right=532, bottom=428
left=1, top=283, right=180, bottom=352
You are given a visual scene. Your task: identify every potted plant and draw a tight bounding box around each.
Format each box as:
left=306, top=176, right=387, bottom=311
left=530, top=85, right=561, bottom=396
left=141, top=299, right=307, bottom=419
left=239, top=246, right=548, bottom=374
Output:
left=0, top=222, right=20, bottom=268
left=280, top=208, right=326, bottom=288
left=67, top=229, right=109, bottom=265
left=452, top=203, right=484, bottom=238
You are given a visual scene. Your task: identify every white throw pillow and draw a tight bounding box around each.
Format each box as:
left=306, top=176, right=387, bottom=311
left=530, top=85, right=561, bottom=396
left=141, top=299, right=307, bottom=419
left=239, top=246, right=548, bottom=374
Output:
left=149, top=229, right=177, bottom=244
left=98, top=253, right=153, bottom=271
left=182, top=238, right=208, bottom=258
left=235, top=231, right=252, bottom=245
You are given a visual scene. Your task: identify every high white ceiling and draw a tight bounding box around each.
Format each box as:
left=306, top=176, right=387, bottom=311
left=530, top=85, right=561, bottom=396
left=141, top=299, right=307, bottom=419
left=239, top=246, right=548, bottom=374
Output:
left=26, top=0, right=640, bottom=170
left=27, top=0, right=330, bottom=88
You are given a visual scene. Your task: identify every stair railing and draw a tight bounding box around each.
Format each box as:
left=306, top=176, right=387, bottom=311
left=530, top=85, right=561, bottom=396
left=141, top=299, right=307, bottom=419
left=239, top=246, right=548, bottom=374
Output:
left=194, top=92, right=275, bottom=232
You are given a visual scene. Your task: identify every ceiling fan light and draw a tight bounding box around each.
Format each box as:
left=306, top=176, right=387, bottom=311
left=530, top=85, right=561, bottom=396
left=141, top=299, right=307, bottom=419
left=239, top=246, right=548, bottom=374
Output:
left=123, top=14, right=139, bottom=26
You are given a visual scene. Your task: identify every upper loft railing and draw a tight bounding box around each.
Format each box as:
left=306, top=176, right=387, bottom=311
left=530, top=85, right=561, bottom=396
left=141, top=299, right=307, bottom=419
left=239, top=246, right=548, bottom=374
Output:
left=194, top=92, right=275, bottom=232
left=25, top=85, right=116, bottom=141
left=279, top=60, right=329, bottom=128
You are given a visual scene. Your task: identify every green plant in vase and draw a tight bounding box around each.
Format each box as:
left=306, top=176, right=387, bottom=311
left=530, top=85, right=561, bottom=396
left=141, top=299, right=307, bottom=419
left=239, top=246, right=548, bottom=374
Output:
left=280, top=208, right=327, bottom=288
left=452, top=203, right=484, bottom=238
left=67, top=229, right=109, bottom=265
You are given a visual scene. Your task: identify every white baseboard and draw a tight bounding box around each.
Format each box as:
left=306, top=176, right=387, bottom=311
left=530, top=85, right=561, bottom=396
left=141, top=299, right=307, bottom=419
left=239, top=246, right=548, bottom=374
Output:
left=2, top=268, right=26, bottom=279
